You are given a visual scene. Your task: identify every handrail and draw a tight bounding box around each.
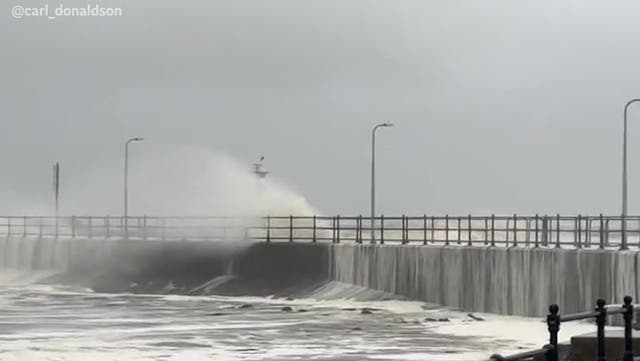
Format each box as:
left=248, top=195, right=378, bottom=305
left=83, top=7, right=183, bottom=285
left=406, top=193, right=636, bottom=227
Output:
left=489, top=296, right=636, bottom=361
left=1, top=214, right=640, bottom=249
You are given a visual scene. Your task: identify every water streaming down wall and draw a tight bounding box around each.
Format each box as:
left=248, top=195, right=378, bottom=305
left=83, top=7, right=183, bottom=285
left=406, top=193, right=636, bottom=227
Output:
left=0, top=237, right=115, bottom=271
left=328, top=244, right=640, bottom=317
left=0, top=237, right=328, bottom=296
left=2, top=236, right=639, bottom=318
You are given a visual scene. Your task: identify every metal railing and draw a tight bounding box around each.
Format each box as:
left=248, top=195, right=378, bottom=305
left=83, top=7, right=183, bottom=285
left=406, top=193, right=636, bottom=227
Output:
left=1, top=214, right=640, bottom=249
left=489, top=296, right=636, bottom=361
left=0, top=216, right=258, bottom=241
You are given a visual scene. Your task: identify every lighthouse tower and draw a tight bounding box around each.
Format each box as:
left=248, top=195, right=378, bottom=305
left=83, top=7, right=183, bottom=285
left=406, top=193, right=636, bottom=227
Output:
left=253, top=156, right=268, bottom=179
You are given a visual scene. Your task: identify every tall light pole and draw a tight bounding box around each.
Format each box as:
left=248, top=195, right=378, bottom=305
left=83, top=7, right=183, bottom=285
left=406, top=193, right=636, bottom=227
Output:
left=371, top=122, right=394, bottom=244
left=124, top=137, right=143, bottom=240
left=622, top=99, right=640, bottom=249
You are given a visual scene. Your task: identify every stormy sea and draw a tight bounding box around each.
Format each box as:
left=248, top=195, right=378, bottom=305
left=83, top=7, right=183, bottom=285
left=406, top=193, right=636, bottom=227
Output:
left=0, top=272, right=593, bottom=361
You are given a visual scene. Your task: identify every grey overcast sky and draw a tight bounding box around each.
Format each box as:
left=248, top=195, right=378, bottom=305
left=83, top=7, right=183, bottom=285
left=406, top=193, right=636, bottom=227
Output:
left=2, top=0, right=640, bottom=216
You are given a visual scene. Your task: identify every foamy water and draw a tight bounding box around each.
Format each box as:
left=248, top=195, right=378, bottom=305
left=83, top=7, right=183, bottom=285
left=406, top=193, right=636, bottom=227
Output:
left=0, top=281, right=597, bottom=361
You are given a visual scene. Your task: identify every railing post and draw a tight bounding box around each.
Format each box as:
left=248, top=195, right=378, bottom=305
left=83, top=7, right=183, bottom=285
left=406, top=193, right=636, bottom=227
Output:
left=586, top=217, right=592, bottom=247
left=457, top=216, right=461, bottom=244
left=431, top=216, right=435, bottom=243
left=489, top=214, right=495, bottom=247
left=535, top=214, right=539, bottom=248
left=105, top=216, right=110, bottom=239
left=161, top=217, right=166, bottom=241
left=312, top=215, right=316, bottom=243
left=289, top=215, right=293, bottom=243
left=143, top=215, right=147, bottom=240
left=541, top=215, right=548, bottom=246
left=599, top=214, right=604, bottom=249
left=576, top=214, right=582, bottom=248
left=336, top=215, right=340, bottom=243
left=380, top=214, right=385, bottom=244
left=547, top=304, right=560, bottom=361
left=556, top=214, right=561, bottom=248
left=39, top=216, right=43, bottom=238
left=266, top=216, right=271, bottom=242
left=525, top=218, right=531, bottom=246
left=467, top=214, right=472, bottom=246
left=88, top=216, right=92, bottom=239
left=423, top=214, right=427, bottom=245
left=623, top=296, right=634, bottom=361
left=71, top=216, right=76, bottom=238
left=484, top=217, right=488, bottom=245
left=445, top=215, right=450, bottom=246
left=402, top=214, right=407, bottom=244
left=7, top=217, right=11, bottom=238
left=595, top=298, right=607, bottom=361
left=332, top=216, right=336, bottom=243
left=513, top=213, right=518, bottom=247
left=23, top=216, right=27, bottom=238
left=357, top=215, right=362, bottom=243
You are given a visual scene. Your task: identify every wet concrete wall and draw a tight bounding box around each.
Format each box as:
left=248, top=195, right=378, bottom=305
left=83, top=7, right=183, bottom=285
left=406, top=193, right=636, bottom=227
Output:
left=329, top=244, right=639, bottom=317
left=0, top=237, right=330, bottom=296
left=2, top=237, right=638, bottom=318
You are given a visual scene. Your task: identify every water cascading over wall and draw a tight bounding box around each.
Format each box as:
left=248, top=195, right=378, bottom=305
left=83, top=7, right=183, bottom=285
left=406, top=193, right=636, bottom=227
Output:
left=2, top=236, right=639, bottom=318
left=328, top=244, right=640, bottom=317
left=0, top=237, right=115, bottom=271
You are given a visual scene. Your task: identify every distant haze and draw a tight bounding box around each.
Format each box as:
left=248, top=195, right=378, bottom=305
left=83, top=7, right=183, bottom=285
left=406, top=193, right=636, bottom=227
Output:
left=2, top=0, right=640, bottom=216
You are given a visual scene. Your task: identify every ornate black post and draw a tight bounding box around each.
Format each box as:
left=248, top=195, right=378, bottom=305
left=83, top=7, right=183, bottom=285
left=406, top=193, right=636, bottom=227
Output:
left=623, top=296, right=634, bottom=361
left=595, top=299, right=607, bottom=361
left=547, top=304, right=560, bottom=361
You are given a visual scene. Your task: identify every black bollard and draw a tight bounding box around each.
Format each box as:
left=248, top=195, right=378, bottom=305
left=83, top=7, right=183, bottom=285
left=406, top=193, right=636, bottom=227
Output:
left=623, top=296, right=634, bottom=361
left=595, top=299, right=607, bottom=361
left=547, top=304, right=560, bottom=361
left=489, top=354, right=505, bottom=361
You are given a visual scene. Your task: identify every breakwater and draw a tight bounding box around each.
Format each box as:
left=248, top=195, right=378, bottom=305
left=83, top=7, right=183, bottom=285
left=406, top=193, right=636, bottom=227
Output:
left=1, top=237, right=638, bottom=318
left=329, top=244, right=638, bottom=317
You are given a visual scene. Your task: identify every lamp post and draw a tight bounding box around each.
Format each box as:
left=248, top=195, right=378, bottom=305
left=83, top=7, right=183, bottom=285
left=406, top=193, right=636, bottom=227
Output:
left=622, top=99, right=640, bottom=249
left=371, top=122, right=394, bottom=244
left=124, top=137, right=143, bottom=240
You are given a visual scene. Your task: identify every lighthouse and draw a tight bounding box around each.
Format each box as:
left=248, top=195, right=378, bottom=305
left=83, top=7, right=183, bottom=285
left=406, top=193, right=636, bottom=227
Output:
left=253, top=156, right=268, bottom=179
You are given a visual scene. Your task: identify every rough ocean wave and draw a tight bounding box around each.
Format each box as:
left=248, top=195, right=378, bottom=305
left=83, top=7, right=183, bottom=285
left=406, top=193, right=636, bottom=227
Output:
left=0, top=274, right=596, bottom=361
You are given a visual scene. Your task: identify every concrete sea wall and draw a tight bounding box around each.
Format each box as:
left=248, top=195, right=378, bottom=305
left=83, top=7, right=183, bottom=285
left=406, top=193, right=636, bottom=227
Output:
left=329, top=244, right=639, bottom=317
left=0, top=237, right=330, bottom=296
left=2, top=236, right=638, bottom=318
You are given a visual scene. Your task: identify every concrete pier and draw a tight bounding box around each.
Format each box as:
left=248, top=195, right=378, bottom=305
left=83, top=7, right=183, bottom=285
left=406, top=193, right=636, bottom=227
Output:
left=329, top=244, right=639, bottom=317
left=1, top=237, right=639, bottom=318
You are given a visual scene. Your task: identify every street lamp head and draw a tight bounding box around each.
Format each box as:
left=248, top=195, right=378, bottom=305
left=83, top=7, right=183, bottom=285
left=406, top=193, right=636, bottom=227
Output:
left=127, top=137, right=144, bottom=144
left=374, top=122, right=395, bottom=130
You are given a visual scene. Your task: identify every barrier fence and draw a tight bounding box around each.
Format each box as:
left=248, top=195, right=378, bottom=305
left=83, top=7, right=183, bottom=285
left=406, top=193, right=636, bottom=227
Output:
left=1, top=214, right=640, bottom=249
left=489, top=296, right=636, bottom=361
